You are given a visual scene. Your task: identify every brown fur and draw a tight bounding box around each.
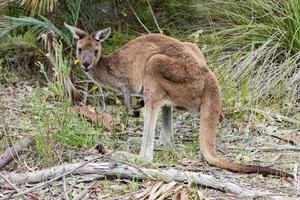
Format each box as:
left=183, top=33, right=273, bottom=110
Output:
left=65, top=24, right=293, bottom=178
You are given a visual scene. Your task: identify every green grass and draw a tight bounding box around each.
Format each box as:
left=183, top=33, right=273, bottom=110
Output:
left=102, top=31, right=135, bottom=54
left=191, top=0, right=300, bottom=111
left=1, top=0, right=298, bottom=170
left=30, top=86, right=106, bottom=166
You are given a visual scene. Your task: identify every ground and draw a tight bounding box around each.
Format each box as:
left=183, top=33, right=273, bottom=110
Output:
left=0, top=82, right=299, bottom=199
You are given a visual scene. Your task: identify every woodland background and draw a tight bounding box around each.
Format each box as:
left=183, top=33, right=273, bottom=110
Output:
left=0, top=0, right=299, bottom=199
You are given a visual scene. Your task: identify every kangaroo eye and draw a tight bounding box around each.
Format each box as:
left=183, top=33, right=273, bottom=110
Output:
left=95, top=50, right=99, bottom=56
left=78, top=48, right=82, bottom=53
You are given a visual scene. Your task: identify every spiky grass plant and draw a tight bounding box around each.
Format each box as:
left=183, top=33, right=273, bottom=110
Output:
left=195, top=0, right=300, bottom=113
left=17, top=0, right=57, bottom=15
left=0, top=16, right=72, bottom=45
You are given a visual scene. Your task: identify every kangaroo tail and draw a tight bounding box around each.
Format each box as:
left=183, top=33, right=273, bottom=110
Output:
left=199, top=73, right=293, bottom=178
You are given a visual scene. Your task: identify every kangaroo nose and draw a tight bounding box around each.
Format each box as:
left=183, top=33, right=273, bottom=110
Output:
left=83, top=62, right=90, bottom=68
left=82, top=62, right=91, bottom=71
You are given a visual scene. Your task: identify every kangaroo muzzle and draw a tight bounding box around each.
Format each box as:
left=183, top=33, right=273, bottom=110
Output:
left=82, top=62, right=91, bottom=72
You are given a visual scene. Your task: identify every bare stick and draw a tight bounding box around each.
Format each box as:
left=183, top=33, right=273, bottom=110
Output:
left=147, top=0, right=163, bottom=34
left=0, top=142, right=131, bottom=200
left=0, top=173, right=20, bottom=192
left=62, top=176, right=69, bottom=200
left=254, top=125, right=298, bottom=145
left=72, top=182, right=95, bottom=200
left=0, top=150, right=116, bottom=200
left=104, top=155, right=156, bottom=181
left=0, top=173, right=38, bottom=199
left=104, top=189, right=144, bottom=200
left=127, top=0, right=151, bottom=33
left=228, top=145, right=300, bottom=152
left=0, top=137, right=33, bottom=170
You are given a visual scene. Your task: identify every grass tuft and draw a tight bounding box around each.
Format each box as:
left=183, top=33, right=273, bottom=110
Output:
left=193, top=0, right=300, bottom=112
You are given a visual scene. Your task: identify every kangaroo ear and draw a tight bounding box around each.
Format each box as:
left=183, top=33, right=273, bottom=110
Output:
left=64, top=23, right=87, bottom=40
left=94, top=27, right=111, bottom=42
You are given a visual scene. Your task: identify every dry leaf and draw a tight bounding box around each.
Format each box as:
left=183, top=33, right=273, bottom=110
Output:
left=135, top=181, right=177, bottom=200
left=172, top=189, right=189, bottom=200
left=100, top=112, right=114, bottom=131
left=148, top=181, right=164, bottom=200
left=180, top=158, right=193, bottom=166
left=135, top=182, right=155, bottom=199
left=75, top=105, right=99, bottom=123
left=156, top=181, right=177, bottom=200
left=90, top=143, right=108, bottom=154
left=75, top=106, right=116, bottom=131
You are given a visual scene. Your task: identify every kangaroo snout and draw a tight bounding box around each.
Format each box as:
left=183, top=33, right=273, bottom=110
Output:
left=82, top=62, right=91, bottom=72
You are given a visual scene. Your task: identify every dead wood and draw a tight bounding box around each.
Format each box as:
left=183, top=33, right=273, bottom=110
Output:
left=0, top=161, right=291, bottom=198
left=0, top=137, right=33, bottom=170
left=229, top=145, right=300, bottom=152
left=254, top=124, right=299, bottom=145
left=72, top=182, right=95, bottom=200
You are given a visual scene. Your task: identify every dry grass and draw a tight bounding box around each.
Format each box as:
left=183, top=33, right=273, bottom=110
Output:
left=0, top=82, right=299, bottom=199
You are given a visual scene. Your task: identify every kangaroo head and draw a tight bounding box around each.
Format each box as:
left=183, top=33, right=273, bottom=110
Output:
left=65, top=23, right=111, bottom=72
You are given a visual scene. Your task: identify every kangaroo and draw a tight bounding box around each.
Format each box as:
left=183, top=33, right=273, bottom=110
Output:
left=65, top=23, right=293, bottom=178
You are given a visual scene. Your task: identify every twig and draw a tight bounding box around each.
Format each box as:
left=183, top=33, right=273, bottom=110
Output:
left=254, top=125, right=298, bottom=145
left=0, top=173, right=20, bottom=192
left=0, top=173, right=38, bottom=199
left=83, top=82, right=89, bottom=106
left=0, top=149, right=118, bottom=200
left=62, top=175, right=69, bottom=200
left=228, top=145, right=300, bottom=152
left=268, top=134, right=297, bottom=145
left=0, top=0, right=13, bottom=7
left=222, top=107, right=300, bottom=126
left=91, top=144, right=156, bottom=180
left=56, top=177, right=79, bottom=200
left=0, top=137, right=34, bottom=170
left=72, top=182, right=95, bottom=200
left=147, top=0, right=163, bottom=34
left=127, top=0, right=151, bottom=33
left=105, top=155, right=156, bottom=181
left=249, top=108, right=299, bottom=125
left=293, top=163, right=299, bottom=186
left=104, top=189, right=144, bottom=200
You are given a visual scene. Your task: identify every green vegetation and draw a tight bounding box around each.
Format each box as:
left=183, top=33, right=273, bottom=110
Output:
left=0, top=1, right=299, bottom=198
left=0, top=0, right=298, bottom=160
left=196, top=0, right=300, bottom=109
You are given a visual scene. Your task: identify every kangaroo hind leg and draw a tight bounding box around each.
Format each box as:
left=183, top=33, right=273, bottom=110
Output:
left=159, top=106, right=173, bottom=147
left=139, top=102, right=161, bottom=162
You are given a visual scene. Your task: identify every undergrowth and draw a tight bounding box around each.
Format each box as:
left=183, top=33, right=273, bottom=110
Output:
left=1, top=0, right=299, bottom=170
left=31, top=85, right=97, bottom=166
left=195, top=0, right=300, bottom=113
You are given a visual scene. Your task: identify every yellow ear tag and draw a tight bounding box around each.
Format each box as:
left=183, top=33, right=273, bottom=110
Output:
left=74, top=58, right=80, bottom=65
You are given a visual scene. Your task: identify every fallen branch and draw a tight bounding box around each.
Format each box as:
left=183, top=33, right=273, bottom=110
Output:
left=0, top=137, right=34, bottom=170
left=229, top=145, right=300, bottom=152
left=0, top=173, right=38, bottom=199
left=0, top=161, right=290, bottom=198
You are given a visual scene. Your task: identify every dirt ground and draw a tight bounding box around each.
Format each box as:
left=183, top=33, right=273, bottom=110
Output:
left=0, top=82, right=299, bottom=199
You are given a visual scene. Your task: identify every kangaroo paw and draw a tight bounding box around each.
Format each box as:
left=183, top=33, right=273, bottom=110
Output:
left=129, top=110, right=140, bottom=118
left=133, top=98, right=145, bottom=110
